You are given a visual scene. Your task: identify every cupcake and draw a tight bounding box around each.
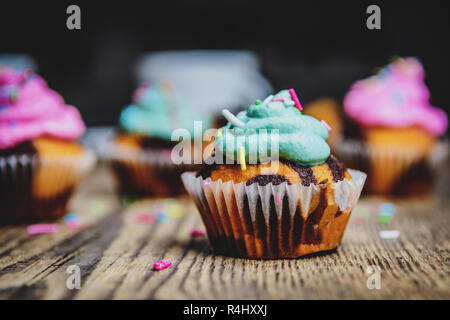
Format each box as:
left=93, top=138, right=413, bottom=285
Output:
left=107, top=82, right=213, bottom=197
left=0, top=67, right=96, bottom=222
left=338, top=57, right=448, bottom=195
left=182, top=89, right=366, bottom=259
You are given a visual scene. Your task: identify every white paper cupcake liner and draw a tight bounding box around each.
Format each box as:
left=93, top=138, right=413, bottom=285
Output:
left=182, top=169, right=366, bottom=258
left=0, top=149, right=96, bottom=221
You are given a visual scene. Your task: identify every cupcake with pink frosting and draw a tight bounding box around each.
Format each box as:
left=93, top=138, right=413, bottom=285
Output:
left=336, top=57, right=448, bottom=195
left=0, top=67, right=96, bottom=221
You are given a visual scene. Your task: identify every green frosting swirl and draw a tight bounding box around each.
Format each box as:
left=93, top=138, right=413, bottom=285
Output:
left=119, top=84, right=210, bottom=140
left=214, top=89, right=330, bottom=166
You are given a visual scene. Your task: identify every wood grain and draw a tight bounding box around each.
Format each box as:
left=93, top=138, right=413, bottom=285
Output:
left=0, top=165, right=449, bottom=300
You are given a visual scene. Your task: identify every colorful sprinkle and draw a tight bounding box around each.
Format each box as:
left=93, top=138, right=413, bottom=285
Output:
left=216, top=128, right=223, bottom=138
left=379, top=230, right=400, bottom=239
left=190, top=229, right=206, bottom=237
left=89, top=201, right=106, bottom=216
left=153, top=260, right=172, bottom=271
left=156, top=212, right=168, bottom=222
left=353, top=217, right=365, bottom=226
left=222, top=109, right=245, bottom=127
left=272, top=97, right=285, bottom=102
left=167, top=204, right=185, bottom=218
left=377, top=215, right=393, bottom=224
left=321, top=120, right=332, bottom=131
left=203, top=180, right=211, bottom=187
left=65, top=221, right=83, bottom=229
left=275, top=193, right=282, bottom=206
left=238, top=146, right=246, bottom=171
left=380, top=202, right=396, bottom=215
left=27, top=224, right=59, bottom=235
left=288, top=88, right=303, bottom=112
left=135, top=213, right=156, bottom=224
left=255, top=99, right=262, bottom=105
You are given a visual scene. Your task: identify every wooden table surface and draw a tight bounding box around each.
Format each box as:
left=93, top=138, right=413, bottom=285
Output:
left=0, top=164, right=449, bottom=300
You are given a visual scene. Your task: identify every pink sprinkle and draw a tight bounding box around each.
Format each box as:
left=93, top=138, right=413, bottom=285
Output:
left=203, top=180, right=211, bottom=187
left=190, top=229, right=206, bottom=237
left=272, top=97, right=285, bottom=102
left=275, top=193, right=282, bottom=206
left=153, top=260, right=172, bottom=271
left=136, top=213, right=156, bottom=224
left=66, top=221, right=83, bottom=229
left=27, top=224, right=59, bottom=235
left=353, top=217, right=365, bottom=226
left=321, top=120, right=332, bottom=131
left=288, top=88, right=303, bottom=111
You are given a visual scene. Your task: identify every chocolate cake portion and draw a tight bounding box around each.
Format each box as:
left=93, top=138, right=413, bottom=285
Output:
left=326, top=155, right=347, bottom=182
left=196, top=154, right=348, bottom=187
left=282, top=161, right=317, bottom=186
left=246, top=174, right=290, bottom=186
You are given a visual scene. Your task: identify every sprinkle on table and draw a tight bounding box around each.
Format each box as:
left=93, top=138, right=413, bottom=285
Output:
left=379, top=230, right=400, bottom=239
left=135, top=213, right=156, bottom=224
left=288, top=88, right=303, bottom=112
left=321, top=120, right=332, bottom=131
left=27, top=224, right=59, bottom=235
left=153, top=260, right=172, bottom=271
left=222, top=109, right=245, bottom=127
left=238, top=146, right=246, bottom=171
left=190, top=229, right=206, bottom=237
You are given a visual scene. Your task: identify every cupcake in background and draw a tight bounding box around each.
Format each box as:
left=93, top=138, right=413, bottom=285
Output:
left=0, top=67, right=96, bottom=222
left=182, top=89, right=366, bottom=259
left=337, top=57, right=448, bottom=195
left=303, top=97, right=343, bottom=150
left=107, top=81, right=213, bottom=197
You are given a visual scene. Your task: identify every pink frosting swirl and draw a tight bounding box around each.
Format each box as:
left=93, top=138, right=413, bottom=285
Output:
left=344, top=57, right=448, bottom=136
left=0, top=67, right=85, bottom=150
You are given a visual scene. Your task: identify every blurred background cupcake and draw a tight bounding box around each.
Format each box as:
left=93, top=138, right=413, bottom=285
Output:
left=0, top=67, right=96, bottom=222
left=106, top=81, right=213, bottom=197
left=335, top=57, right=448, bottom=196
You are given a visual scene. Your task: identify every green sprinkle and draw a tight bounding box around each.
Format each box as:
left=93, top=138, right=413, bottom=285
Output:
left=377, top=215, right=392, bottom=224
left=255, top=99, right=262, bottom=105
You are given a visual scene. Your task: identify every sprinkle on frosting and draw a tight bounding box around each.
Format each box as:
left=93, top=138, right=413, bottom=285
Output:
left=215, top=89, right=330, bottom=166
left=0, top=67, right=85, bottom=150
left=344, top=57, right=448, bottom=136
left=289, top=88, right=303, bottom=112
left=222, top=109, right=245, bottom=127
left=321, top=120, right=332, bottom=131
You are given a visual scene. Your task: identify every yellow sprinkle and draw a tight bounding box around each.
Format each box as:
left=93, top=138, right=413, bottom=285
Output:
left=239, top=146, right=246, bottom=171
left=217, top=128, right=223, bottom=138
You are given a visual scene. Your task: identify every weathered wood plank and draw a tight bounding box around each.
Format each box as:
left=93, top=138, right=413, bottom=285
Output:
left=0, top=165, right=449, bottom=299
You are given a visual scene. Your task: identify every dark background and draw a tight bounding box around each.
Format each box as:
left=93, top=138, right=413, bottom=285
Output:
left=1, top=0, right=449, bottom=126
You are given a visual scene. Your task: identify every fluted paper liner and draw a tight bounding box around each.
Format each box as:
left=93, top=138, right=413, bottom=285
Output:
left=335, top=138, right=448, bottom=195
left=0, top=150, right=96, bottom=222
left=104, top=142, right=198, bottom=196
left=182, top=169, right=366, bottom=259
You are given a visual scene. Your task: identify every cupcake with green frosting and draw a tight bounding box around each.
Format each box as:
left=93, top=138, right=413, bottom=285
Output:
left=182, top=89, right=366, bottom=259
left=108, top=82, right=212, bottom=197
